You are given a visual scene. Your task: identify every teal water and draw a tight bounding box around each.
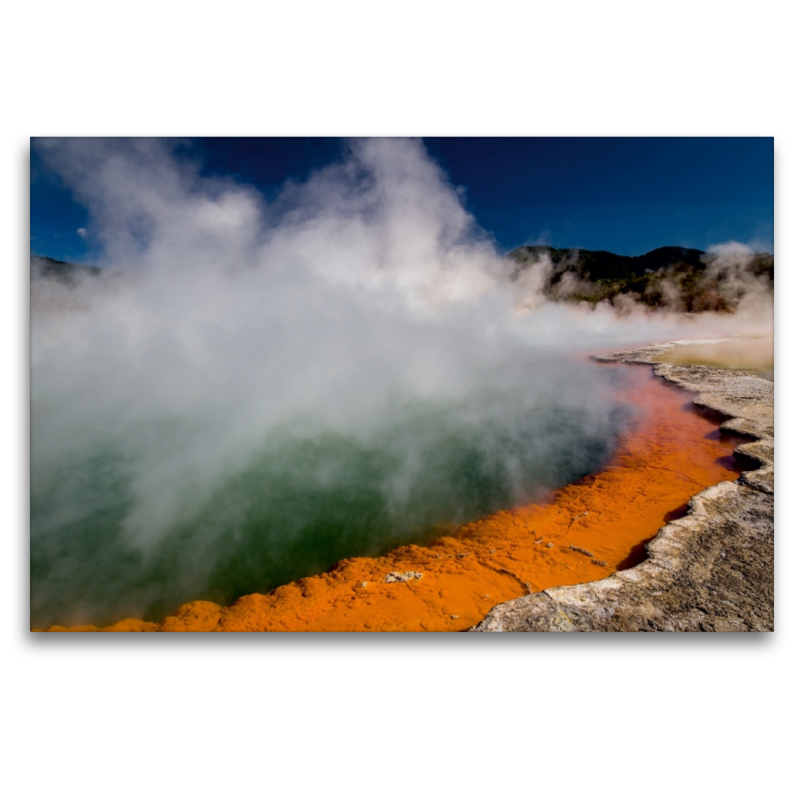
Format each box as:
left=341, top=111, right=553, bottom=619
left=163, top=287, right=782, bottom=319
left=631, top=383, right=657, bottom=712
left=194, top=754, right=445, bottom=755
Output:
left=31, top=379, right=634, bottom=628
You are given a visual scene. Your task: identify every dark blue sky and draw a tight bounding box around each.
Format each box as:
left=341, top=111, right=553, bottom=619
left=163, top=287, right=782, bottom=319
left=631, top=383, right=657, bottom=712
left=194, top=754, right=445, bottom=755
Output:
left=30, top=137, right=773, bottom=263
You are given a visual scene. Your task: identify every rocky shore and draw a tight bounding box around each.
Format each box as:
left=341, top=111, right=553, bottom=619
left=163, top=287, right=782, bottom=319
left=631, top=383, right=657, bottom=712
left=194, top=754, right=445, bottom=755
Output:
left=472, top=339, right=774, bottom=632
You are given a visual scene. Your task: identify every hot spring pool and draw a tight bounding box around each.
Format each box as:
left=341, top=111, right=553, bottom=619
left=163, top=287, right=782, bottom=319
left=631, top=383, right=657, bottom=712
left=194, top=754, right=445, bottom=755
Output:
left=30, top=363, right=636, bottom=628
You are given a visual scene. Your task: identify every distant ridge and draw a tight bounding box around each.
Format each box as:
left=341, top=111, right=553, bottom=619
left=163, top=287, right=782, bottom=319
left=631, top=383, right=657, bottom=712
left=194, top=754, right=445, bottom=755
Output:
left=508, top=245, right=774, bottom=312
left=30, top=247, right=774, bottom=314
left=30, top=254, right=100, bottom=285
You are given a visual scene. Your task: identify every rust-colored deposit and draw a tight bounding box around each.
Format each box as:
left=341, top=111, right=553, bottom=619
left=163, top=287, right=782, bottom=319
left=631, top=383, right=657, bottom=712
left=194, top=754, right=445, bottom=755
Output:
left=45, top=365, right=745, bottom=633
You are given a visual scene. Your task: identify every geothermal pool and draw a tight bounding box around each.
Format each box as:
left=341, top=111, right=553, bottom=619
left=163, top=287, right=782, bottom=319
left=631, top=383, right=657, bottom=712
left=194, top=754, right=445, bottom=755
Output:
left=30, top=137, right=771, bottom=632
left=33, top=361, right=746, bottom=632
left=31, top=357, right=638, bottom=629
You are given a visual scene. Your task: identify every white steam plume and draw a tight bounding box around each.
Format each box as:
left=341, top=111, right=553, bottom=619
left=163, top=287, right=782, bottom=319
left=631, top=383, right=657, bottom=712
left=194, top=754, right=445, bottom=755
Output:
left=30, top=137, right=772, bottom=625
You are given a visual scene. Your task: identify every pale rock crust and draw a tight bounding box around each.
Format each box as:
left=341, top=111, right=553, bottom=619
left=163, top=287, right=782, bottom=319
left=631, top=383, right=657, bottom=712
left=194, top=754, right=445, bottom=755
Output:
left=471, top=339, right=774, bottom=633
left=383, top=571, right=423, bottom=583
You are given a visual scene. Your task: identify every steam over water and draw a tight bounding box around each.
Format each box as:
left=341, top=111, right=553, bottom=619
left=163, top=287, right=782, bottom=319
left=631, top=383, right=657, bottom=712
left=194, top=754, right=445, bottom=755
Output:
left=30, top=138, right=769, bottom=628
left=31, top=363, right=634, bottom=626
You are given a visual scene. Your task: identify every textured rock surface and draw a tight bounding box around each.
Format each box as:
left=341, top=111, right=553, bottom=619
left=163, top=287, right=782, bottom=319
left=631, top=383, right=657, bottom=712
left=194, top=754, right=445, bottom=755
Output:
left=472, top=339, right=774, bottom=633
left=383, top=571, right=423, bottom=583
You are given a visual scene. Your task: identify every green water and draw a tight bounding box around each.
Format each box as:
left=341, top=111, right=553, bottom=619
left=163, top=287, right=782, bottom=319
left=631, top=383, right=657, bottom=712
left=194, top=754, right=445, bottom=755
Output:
left=31, top=388, right=633, bottom=628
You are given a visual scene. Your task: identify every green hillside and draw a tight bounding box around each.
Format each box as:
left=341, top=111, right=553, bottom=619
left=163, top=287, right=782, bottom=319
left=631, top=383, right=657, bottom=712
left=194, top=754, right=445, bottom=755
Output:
left=509, top=245, right=773, bottom=312
left=30, top=247, right=774, bottom=313
left=30, top=254, right=100, bottom=285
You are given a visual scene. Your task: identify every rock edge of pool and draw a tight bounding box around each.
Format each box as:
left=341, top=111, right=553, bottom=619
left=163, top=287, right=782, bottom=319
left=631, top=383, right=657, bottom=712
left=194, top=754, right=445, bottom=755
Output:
left=472, top=338, right=774, bottom=633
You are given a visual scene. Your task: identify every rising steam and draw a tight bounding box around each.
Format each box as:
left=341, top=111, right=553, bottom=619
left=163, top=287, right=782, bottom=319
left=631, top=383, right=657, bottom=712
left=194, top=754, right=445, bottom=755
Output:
left=30, top=138, right=772, bottom=626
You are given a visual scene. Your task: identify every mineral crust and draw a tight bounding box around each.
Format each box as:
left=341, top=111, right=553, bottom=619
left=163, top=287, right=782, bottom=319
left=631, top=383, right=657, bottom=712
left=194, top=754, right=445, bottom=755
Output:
left=472, top=340, right=774, bottom=633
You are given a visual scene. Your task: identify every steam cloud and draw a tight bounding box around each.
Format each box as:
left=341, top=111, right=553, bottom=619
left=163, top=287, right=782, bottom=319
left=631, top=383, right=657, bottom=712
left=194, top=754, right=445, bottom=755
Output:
left=30, top=138, right=772, bottom=626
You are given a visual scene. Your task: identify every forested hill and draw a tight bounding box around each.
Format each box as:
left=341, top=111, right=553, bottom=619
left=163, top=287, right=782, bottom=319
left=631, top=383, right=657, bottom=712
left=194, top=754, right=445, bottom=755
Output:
left=30, top=247, right=774, bottom=314
left=508, top=245, right=774, bottom=312
left=30, top=254, right=100, bottom=285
